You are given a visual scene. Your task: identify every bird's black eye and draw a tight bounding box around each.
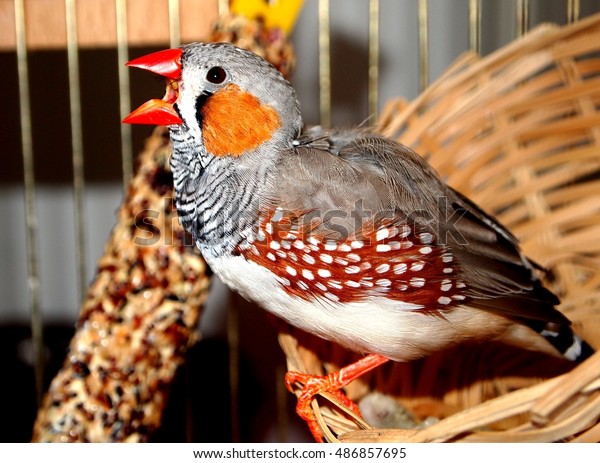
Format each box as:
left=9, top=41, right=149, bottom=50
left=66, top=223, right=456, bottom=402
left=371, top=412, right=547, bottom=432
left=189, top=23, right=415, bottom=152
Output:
left=206, top=66, right=227, bottom=84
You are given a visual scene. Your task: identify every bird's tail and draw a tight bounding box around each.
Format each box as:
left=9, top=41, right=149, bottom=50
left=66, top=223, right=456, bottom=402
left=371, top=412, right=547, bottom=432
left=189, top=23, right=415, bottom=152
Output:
left=528, top=320, right=594, bottom=362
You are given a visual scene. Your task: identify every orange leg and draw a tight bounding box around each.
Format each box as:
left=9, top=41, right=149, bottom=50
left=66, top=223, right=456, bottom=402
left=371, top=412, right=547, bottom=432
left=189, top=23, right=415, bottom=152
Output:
left=285, top=353, right=390, bottom=441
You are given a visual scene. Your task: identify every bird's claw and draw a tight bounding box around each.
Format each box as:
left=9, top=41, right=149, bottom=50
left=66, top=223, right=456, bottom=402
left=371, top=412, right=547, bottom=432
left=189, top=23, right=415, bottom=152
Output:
left=285, top=370, right=363, bottom=442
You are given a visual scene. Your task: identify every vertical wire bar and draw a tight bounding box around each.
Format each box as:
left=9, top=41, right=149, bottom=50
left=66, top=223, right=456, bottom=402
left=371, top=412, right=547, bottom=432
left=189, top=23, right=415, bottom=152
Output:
left=368, top=0, right=379, bottom=122
left=218, top=0, right=230, bottom=16
left=65, top=0, right=88, bottom=303
left=15, top=0, right=44, bottom=405
left=116, top=0, right=133, bottom=188
left=516, top=0, right=529, bottom=37
left=418, top=0, right=429, bottom=92
left=168, top=0, right=181, bottom=48
left=318, top=0, right=331, bottom=128
left=469, top=0, right=481, bottom=54
left=567, top=0, right=580, bottom=23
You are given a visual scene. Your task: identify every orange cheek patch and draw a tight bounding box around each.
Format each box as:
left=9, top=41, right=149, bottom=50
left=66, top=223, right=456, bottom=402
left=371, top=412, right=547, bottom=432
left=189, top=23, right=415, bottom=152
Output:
left=201, top=84, right=281, bottom=157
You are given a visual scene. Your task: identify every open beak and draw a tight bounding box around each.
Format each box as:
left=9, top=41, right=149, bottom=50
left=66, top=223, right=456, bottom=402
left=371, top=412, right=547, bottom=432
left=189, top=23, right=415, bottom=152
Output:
left=123, top=48, right=184, bottom=125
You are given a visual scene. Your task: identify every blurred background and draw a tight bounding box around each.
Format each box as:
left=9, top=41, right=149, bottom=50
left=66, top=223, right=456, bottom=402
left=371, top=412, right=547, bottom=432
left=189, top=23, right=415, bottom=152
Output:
left=1, top=0, right=599, bottom=442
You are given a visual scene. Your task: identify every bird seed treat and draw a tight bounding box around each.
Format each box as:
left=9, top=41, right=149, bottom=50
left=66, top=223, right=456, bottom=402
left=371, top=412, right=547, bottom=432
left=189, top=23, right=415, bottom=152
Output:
left=31, top=128, right=209, bottom=442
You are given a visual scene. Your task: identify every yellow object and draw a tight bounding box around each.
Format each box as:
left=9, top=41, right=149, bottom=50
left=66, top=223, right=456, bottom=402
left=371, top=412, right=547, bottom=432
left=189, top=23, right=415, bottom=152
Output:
left=230, top=0, right=304, bottom=35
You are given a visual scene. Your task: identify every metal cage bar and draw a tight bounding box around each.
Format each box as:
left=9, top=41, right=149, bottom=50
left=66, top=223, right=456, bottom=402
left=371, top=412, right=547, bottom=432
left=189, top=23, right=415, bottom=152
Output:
left=219, top=0, right=229, bottom=16
left=368, top=0, right=380, bottom=120
left=168, top=0, right=181, bottom=48
left=567, top=0, right=581, bottom=23
left=469, top=0, right=482, bottom=54
left=516, top=0, right=530, bottom=37
left=65, top=0, right=88, bottom=304
left=318, top=0, right=331, bottom=128
left=418, top=0, right=429, bottom=92
left=14, top=0, right=44, bottom=405
left=116, top=0, right=133, bottom=187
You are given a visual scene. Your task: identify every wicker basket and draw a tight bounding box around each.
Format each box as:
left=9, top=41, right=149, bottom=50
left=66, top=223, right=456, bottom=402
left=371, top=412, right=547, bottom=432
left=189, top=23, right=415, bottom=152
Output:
left=279, top=13, right=600, bottom=443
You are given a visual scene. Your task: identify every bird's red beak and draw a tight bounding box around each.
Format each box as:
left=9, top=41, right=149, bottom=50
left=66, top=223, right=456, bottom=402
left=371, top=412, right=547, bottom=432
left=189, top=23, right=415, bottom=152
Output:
left=123, top=48, right=184, bottom=125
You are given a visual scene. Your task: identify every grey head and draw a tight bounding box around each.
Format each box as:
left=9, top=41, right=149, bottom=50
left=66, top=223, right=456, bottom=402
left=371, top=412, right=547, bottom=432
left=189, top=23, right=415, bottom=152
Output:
left=168, top=42, right=303, bottom=256
left=172, top=42, right=303, bottom=161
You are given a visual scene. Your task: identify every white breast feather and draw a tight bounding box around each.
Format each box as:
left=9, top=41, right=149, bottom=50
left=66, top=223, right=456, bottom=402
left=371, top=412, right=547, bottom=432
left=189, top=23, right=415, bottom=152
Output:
left=206, top=254, right=509, bottom=362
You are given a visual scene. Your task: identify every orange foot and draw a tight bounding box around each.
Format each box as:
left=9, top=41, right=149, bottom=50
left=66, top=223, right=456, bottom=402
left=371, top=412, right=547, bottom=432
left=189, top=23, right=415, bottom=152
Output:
left=285, top=353, right=390, bottom=442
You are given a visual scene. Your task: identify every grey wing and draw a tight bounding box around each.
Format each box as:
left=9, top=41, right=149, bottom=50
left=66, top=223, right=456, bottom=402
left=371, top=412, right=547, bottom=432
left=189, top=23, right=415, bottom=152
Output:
left=348, top=133, right=566, bottom=324
left=444, top=188, right=564, bottom=323
left=269, top=133, right=390, bottom=240
left=271, top=129, right=567, bottom=325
